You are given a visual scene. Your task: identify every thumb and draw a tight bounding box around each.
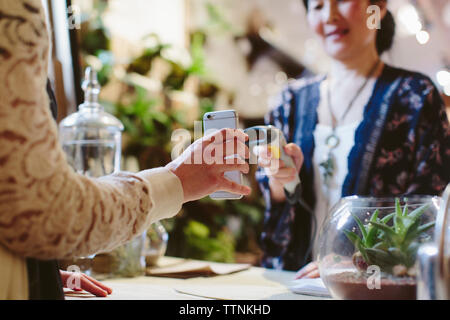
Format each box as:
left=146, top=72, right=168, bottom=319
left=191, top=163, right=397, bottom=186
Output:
left=283, top=143, right=303, bottom=172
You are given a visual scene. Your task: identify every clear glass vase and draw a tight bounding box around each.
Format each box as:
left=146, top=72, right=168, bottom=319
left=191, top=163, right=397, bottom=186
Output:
left=317, top=196, right=439, bottom=300
left=143, top=221, right=169, bottom=267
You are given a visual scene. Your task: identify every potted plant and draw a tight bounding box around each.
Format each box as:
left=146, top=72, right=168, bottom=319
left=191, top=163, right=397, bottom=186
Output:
left=317, top=196, right=438, bottom=300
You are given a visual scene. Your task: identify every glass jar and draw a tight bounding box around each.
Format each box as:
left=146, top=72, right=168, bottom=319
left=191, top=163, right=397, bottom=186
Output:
left=59, top=67, right=123, bottom=177
left=417, top=184, right=450, bottom=300
left=59, top=67, right=145, bottom=278
left=317, top=196, right=439, bottom=300
left=143, top=221, right=169, bottom=267
left=436, top=184, right=450, bottom=299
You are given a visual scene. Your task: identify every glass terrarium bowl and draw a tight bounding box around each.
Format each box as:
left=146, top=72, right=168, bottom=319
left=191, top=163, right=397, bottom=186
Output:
left=317, top=195, right=440, bottom=300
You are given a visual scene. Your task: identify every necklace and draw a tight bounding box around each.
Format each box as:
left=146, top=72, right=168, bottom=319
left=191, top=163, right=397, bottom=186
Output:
left=319, top=59, right=381, bottom=186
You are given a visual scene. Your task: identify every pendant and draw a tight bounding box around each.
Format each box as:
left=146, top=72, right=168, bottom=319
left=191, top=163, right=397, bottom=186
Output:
left=325, top=133, right=340, bottom=149
left=319, top=152, right=335, bottom=186
left=320, top=131, right=339, bottom=186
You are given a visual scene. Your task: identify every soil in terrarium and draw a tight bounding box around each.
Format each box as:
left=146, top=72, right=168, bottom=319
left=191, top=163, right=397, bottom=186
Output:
left=327, top=271, right=416, bottom=300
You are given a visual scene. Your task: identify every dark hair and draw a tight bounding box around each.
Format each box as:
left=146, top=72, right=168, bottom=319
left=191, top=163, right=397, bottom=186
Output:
left=302, top=0, right=396, bottom=55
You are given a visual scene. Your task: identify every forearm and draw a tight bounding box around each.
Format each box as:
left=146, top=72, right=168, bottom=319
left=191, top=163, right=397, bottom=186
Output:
left=0, top=168, right=182, bottom=259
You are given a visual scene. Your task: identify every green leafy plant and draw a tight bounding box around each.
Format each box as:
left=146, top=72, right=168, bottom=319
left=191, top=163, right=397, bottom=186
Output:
left=344, top=198, right=435, bottom=276
left=183, top=220, right=235, bottom=263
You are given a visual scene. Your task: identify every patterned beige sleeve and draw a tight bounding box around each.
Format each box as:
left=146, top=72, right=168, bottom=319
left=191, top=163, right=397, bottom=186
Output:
left=0, top=0, right=183, bottom=260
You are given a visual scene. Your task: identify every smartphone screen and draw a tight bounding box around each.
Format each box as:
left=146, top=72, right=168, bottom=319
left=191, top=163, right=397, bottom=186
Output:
left=203, top=110, right=243, bottom=200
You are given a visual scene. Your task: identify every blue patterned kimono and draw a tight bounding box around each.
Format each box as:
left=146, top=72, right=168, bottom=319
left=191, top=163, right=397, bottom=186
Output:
left=256, top=65, right=450, bottom=271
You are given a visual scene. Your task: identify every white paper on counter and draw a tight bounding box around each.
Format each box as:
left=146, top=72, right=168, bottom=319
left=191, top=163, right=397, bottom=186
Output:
left=289, top=278, right=331, bottom=297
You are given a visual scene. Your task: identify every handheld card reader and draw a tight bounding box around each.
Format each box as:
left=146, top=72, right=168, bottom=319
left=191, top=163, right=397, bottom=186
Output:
left=244, top=125, right=300, bottom=198
left=244, top=125, right=316, bottom=266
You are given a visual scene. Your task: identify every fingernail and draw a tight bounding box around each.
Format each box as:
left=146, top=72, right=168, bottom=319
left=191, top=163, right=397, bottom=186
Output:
left=97, top=290, right=108, bottom=297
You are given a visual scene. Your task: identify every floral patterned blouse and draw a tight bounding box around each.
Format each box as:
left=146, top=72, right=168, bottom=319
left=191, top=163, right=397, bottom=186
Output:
left=256, top=65, right=450, bottom=271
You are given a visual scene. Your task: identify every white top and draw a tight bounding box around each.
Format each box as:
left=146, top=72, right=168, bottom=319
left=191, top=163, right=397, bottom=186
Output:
left=310, top=76, right=378, bottom=258
left=312, top=121, right=360, bottom=257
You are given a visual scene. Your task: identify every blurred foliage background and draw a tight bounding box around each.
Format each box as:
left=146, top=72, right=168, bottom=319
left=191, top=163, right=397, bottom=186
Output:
left=74, top=0, right=265, bottom=264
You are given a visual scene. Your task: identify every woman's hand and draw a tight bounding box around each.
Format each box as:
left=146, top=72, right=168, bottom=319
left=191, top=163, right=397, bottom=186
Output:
left=166, top=128, right=251, bottom=203
left=256, top=143, right=304, bottom=202
left=295, top=261, right=320, bottom=279
left=60, top=270, right=113, bottom=297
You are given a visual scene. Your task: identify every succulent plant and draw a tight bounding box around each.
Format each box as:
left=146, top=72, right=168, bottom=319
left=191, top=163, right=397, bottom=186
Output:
left=344, top=198, right=435, bottom=276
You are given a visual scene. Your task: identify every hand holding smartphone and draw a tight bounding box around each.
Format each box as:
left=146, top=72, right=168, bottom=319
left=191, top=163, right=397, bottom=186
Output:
left=203, top=110, right=245, bottom=200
